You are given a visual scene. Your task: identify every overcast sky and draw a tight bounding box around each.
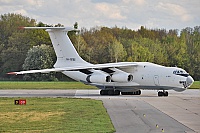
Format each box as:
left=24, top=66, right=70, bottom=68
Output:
left=0, top=0, right=199, bottom=31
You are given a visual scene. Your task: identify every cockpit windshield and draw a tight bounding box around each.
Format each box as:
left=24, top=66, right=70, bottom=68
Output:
left=173, top=69, right=189, bottom=77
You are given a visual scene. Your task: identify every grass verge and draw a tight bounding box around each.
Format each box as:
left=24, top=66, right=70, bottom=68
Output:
left=0, top=98, right=115, bottom=133
left=0, top=81, right=97, bottom=90
left=0, top=81, right=199, bottom=90
left=189, top=81, right=200, bottom=89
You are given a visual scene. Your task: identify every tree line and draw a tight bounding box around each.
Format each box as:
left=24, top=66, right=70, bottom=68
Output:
left=0, top=13, right=199, bottom=81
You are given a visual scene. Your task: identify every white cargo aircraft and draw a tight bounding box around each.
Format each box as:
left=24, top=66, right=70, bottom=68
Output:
left=8, top=27, right=194, bottom=96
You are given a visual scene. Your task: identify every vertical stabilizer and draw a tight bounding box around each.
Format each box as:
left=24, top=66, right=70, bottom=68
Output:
left=46, top=28, right=91, bottom=68
left=22, top=27, right=90, bottom=68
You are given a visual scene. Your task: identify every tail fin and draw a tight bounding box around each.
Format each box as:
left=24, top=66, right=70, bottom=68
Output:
left=24, top=27, right=90, bottom=68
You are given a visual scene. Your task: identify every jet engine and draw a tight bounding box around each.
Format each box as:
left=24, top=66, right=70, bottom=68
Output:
left=110, top=68, right=133, bottom=82
left=86, top=70, right=111, bottom=83
left=112, top=73, right=133, bottom=82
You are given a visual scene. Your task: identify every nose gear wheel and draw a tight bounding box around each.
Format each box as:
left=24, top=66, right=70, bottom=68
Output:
left=158, top=91, right=168, bottom=97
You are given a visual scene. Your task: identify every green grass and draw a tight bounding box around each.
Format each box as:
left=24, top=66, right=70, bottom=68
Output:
left=0, top=98, right=115, bottom=133
left=0, top=81, right=199, bottom=90
left=189, top=81, right=200, bottom=89
left=0, top=81, right=97, bottom=90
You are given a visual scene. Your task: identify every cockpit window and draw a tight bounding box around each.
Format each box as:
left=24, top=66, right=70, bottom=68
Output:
left=173, top=70, right=189, bottom=77
left=177, top=73, right=189, bottom=77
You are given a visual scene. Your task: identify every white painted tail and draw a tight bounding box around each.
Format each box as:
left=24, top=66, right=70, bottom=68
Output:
left=46, top=28, right=90, bottom=68
left=23, top=27, right=90, bottom=68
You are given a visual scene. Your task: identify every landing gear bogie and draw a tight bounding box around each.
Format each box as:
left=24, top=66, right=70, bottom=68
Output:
left=114, top=90, right=120, bottom=95
left=100, top=90, right=120, bottom=96
left=158, top=91, right=168, bottom=97
left=134, top=90, right=141, bottom=95
left=108, top=90, right=114, bottom=95
left=121, top=90, right=141, bottom=95
left=121, top=92, right=133, bottom=95
left=100, top=90, right=108, bottom=95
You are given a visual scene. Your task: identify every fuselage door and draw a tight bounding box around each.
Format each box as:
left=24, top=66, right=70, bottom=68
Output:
left=154, top=75, right=159, bottom=86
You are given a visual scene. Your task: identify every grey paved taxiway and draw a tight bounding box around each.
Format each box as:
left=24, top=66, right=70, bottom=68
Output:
left=0, top=89, right=199, bottom=133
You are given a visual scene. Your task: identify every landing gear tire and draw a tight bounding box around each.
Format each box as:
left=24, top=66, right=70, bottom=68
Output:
left=164, top=91, right=168, bottom=96
left=100, top=90, right=120, bottom=96
left=158, top=91, right=168, bottom=97
left=121, top=90, right=141, bottom=95
left=108, top=90, right=114, bottom=95
left=134, top=90, right=141, bottom=95
left=114, top=90, right=120, bottom=95
left=100, top=90, right=108, bottom=95
left=121, top=92, right=132, bottom=95
left=158, top=91, right=163, bottom=96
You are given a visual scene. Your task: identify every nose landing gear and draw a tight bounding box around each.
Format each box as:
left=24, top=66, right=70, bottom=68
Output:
left=158, top=91, right=168, bottom=97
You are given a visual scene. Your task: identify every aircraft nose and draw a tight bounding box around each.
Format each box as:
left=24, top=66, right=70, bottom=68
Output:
left=186, top=76, right=194, bottom=87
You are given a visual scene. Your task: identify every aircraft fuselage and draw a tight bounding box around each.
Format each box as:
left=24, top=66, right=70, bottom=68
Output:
left=62, top=62, right=193, bottom=94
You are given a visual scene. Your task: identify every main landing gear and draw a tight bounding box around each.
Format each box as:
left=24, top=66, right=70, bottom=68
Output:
left=100, top=90, right=120, bottom=95
left=100, top=90, right=141, bottom=96
left=121, top=90, right=141, bottom=95
left=158, top=91, right=168, bottom=97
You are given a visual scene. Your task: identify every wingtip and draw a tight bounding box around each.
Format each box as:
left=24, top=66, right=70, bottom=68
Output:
left=7, top=72, right=17, bottom=75
left=18, top=26, right=25, bottom=30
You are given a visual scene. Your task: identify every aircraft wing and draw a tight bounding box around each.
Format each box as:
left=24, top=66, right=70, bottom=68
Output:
left=7, top=68, right=64, bottom=75
left=7, top=62, right=138, bottom=75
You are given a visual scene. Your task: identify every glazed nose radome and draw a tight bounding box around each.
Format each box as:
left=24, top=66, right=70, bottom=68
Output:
left=186, top=76, right=194, bottom=87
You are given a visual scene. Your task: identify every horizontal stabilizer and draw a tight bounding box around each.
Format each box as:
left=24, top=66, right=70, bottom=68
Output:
left=18, top=26, right=78, bottom=32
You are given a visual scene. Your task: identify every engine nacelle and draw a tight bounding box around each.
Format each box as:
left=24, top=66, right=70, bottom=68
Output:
left=111, top=73, right=133, bottom=82
left=86, top=70, right=111, bottom=83
left=86, top=74, right=111, bottom=83
left=109, top=68, right=134, bottom=82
